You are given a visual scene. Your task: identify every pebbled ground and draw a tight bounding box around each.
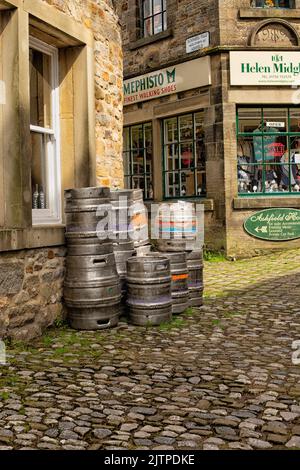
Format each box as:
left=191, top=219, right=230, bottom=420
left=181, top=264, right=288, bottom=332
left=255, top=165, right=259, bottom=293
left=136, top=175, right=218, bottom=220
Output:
left=0, top=249, right=300, bottom=450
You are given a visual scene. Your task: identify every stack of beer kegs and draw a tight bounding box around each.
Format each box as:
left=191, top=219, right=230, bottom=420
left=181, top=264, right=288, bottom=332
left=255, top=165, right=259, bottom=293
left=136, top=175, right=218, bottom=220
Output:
left=64, top=187, right=121, bottom=330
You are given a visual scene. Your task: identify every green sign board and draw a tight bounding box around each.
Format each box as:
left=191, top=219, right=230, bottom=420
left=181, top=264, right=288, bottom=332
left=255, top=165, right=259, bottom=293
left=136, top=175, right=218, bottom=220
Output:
left=244, top=208, right=300, bottom=241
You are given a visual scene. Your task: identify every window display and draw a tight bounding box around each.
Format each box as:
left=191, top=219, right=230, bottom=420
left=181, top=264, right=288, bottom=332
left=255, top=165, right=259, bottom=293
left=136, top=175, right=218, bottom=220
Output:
left=237, top=107, right=300, bottom=195
left=252, top=0, right=294, bottom=8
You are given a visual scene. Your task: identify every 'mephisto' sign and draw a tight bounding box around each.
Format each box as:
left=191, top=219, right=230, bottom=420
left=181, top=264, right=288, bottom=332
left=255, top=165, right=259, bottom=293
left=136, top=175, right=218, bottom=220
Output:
left=230, top=51, right=300, bottom=86
left=124, top=57, right=211, bottom=105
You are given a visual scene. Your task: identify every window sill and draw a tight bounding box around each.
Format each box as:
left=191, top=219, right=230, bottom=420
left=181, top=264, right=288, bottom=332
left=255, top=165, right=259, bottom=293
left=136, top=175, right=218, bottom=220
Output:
left=233, top=196, right=300, bottom=210
left=129, top=28, right=173, bottom=51
left=0, top=226, right=66, bottom=253
left=239, top=8, right=300, bottom=19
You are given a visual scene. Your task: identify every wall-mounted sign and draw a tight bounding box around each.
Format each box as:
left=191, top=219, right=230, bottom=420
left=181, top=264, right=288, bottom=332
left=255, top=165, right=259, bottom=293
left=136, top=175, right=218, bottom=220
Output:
left=186, top=32, right=210, bottom=54
left=244, top=208, right=300, bottom=241
left=124, top=57, right=211, bottom=106
left=266, top=122, right=285, bottom=128
left=230, top=51, right=300, bottom=86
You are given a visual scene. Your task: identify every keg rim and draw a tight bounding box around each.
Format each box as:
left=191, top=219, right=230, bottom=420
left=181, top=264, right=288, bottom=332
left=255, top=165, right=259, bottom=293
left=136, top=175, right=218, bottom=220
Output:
left=127, top=255, right=169, bottom=264
left=64, top=187, right=110, bottom=198
left=65, top=231, right=113, bottom=239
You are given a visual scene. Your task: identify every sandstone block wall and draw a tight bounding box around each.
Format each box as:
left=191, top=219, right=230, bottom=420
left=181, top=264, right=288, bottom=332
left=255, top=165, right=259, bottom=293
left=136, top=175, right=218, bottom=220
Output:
left=43, top=0, right=124, bottom=188
left=0, top=247, right=66, bottom=341
left=116, top=0, right=219, bottom=78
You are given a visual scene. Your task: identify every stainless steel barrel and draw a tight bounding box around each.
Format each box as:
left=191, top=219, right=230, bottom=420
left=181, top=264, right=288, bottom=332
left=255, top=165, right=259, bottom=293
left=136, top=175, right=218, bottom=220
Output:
left=110, top=190, right=135, bottom=248
left=156, top=252, right=189, bottom=314
left=126, top=256, right=172, bottom=326
left=66, top=232, right=113, bottom=256
left=131, top=189, right=149, bottom=248
left=65, top=187, right=111, bottom=234
left=64, top=253, right=121, bottom=330
left=155, top=201, right=199, bottom=252
left=186, top=250, right=204, bottom=307
left=114, top=248, right=136, bottom=316
left=135, top=244, right=152, bottom=257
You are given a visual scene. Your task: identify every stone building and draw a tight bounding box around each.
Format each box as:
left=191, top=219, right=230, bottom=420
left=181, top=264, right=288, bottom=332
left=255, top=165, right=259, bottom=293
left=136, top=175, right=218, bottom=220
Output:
left=117, top=0, right=300, bottom=257
left=0, top=0, right=123, bottom=340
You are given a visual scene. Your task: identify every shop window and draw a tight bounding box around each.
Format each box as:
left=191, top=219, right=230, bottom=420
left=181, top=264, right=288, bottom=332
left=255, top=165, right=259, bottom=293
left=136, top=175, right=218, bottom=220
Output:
left=123, top=122, right=154, bottom=199
left=252, top=1, right=294, bottom=7
left=163, top=112, right=206, bottom=199
left=142, top=0, right=167, bottom=37
left=237, top=107, right=300, bottom=196
left=30, top=36, right=61, bottom=225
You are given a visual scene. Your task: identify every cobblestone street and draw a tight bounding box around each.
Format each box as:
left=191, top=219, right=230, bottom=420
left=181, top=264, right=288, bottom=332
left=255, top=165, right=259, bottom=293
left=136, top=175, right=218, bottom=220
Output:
left=1, top=249, right=300, bottom=450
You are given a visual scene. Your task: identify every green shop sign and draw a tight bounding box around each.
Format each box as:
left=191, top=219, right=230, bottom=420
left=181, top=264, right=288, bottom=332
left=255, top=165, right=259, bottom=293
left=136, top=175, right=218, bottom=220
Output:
left=244, top=208, right=300, bottom=241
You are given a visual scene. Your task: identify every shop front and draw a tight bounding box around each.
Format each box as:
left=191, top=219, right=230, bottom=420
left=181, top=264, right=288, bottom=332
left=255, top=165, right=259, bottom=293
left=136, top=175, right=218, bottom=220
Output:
left=225, top=50, right=300, bottom=257
left=122, top=55, right=226, bottom=250
left=123, top=48, right=300, bottom=257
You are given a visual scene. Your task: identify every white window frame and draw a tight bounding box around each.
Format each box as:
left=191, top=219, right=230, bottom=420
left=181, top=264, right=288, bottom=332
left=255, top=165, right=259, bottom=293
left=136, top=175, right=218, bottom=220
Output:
left=30, top=36, right=62, bottom=226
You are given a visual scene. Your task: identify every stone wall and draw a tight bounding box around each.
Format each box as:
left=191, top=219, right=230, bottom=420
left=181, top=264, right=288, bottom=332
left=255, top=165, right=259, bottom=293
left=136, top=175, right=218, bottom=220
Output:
left=116, top=0, right=219, bottom=78
left=0, top=247, right=66, bottom=341
left=43, top=0, right=124, bottom=188
left=219, top=0, right=300, bottom=46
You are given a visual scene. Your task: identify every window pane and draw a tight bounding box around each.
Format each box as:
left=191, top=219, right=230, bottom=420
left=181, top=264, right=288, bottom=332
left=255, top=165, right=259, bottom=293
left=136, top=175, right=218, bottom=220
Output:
left=263, top=135, right=286, bottom=163
left=30, top=48, right=52, bottom=129
left=290, top=109, right=300, bottom=133
left=179, top=114, right=193, bottom=141
left=143, top=0, right=152, bottom=17
left=153, top=13, right=163, bottom=35
left=144, top=18, right=152, bottom=37
left=133, top=176, right=145, bottom=191
left=238, top=165, right=264, bottom=194
left=180, top=143, right=194, bottom=169
left=238, top=108, right=262, bottom=134
left=165, top=144, right=179, bottom=171
left=181, top=171, right=195, bottom=197
left=196, top=141, right=206, bottom=171
left=154, top=0, right=163, bottom=13
left=165, top=118, right=178, bottom=143
left=263, top=108, right=288, bottom=132
left=197, top=172, right=206, bottom=196
left=131, top=125, right=144, bottom=149
left=31, top=132, right=49, bottom=209
left=165, top=172, right=180, bottom=198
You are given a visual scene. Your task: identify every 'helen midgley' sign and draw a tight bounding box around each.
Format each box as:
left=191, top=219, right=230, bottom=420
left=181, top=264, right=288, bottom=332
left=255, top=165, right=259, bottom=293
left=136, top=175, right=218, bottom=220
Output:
left=244, top=208, right=300, bottom=241
left=230, top=51, right=300, bottom=86
left=124, top=57, right=211, bottom=105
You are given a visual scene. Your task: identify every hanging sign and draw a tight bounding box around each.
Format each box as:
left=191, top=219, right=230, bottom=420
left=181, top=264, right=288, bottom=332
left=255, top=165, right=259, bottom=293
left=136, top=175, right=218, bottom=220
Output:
left=186, top=32, right=210, bottom=53
left=230, top=51, right=300, bottom=86
left=123, top=57, right=211, bottom=105
left=244, top=208, right=300, bottom=241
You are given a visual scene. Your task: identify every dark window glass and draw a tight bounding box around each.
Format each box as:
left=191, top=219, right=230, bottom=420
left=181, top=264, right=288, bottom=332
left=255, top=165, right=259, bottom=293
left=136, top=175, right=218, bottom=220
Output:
left=123, top=123, right=153, bottom=200
left=163, top=112, right=206, bottom=198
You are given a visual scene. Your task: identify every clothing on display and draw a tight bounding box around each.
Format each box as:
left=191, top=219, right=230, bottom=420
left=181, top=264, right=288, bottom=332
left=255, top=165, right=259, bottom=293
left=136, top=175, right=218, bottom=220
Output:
left=253, top=125, right=280, bottom=162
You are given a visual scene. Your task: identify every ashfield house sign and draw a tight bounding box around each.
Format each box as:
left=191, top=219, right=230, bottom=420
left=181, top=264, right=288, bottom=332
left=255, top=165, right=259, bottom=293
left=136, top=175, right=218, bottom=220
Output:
left=230, top=51, right=300, bottom=86
left=123, top=57, right=211, bottom=105
left=244, top=208, right=300, bottom=241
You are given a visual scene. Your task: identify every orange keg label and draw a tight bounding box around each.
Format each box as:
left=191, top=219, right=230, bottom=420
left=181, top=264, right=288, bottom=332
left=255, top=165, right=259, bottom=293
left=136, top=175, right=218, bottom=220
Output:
left=172, top=274, right=188, bottom=281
